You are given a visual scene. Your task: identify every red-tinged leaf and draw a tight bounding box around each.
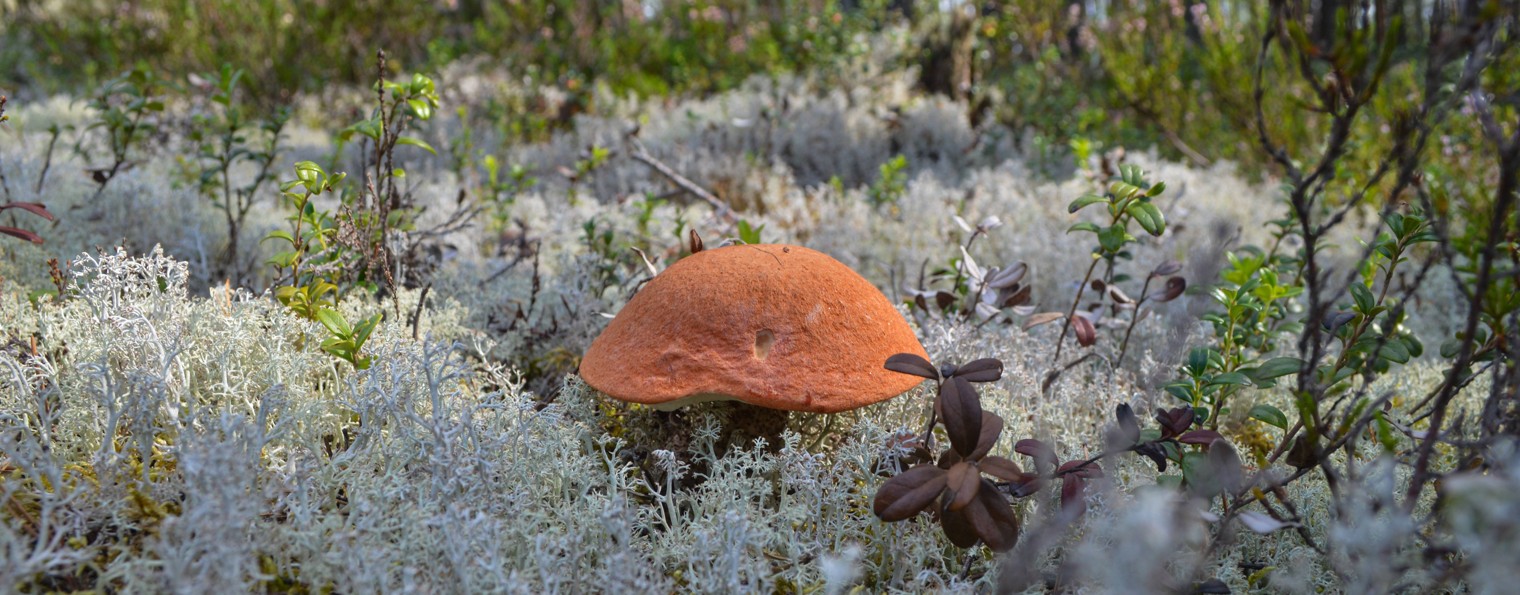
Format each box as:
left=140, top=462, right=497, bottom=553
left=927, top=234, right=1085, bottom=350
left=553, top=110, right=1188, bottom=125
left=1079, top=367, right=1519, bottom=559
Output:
left=0, top=202, right=56, bottom=221
left=940, top=376, right=983, bottom=458
left=945, top=462, right=980, bottom=511
left=873, top=465, right=949, bottom=522
left=1015, top=439, right=1056, bottom=474
left=979, top=456, right=1024, bottom=482
left=1177, top=429, right=1225, bottom=445
left=970, top=411, right=1004, bottom=460
left=1023, top=311, right=1064, bottom=329
left=1061, top=475, right=1087, bottom=515
left=1072, top=314, right=1097, bottom=347
left=0, top=226, right=43, bottom=244
left=885, top=353, right=938, bottom=380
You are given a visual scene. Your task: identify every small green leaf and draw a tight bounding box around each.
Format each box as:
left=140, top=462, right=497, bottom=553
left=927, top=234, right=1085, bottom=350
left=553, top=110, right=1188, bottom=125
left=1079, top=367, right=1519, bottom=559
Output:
left=263, top=230, right=297, bottom=245
left=1244, top=357, right=1305, bottom=383
left=1349, top=282, right=1375, bottom=314
left=315, top=308, right=352, bottom=338
left=1249, top=404, right=1289, bottom=429
left=1130, top=201, right=1166, bottom=236
left=1209, top=372, right=1251, bottom=386
left=396, top=136, right=436, bottom=155
left=1067, top=222, right=1102, bottom=234
left=1068, top=194, right=1107, bottom=213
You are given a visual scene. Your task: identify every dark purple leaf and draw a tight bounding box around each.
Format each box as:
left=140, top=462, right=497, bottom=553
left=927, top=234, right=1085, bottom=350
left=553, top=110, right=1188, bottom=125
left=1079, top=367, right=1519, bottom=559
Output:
left=1009, top=476, right=1046, bottom=498
left=945, top=461, right=980, bottom=511
left=1090, top=279, right=1106, bottom=292
left=884, top=353, right=938, bottom=380
left=937, top=448, right=962, bottom=469
left=1015, top=439, right=1056, bottom=475
left=1149, top=276, right=1187, bottom=302
left=0, top=202, right=56, bottom=221
left=953, top=358, right=1004, bottom=383
left=986, top=262, right=1027, bottom=289
left=1155, top=407, right=1195, bottom=438
left=1057, top=459, right=1103, bottom=479
left=1115, top=403, right=1140, bottom=445
left=998, top=284, right=1032, bottom=308
left=1152, top=260, right=1183, bottom=277
left=1134, top=442, right=1168, bottom=473
left=970, top=411, right=1004, bottom=460
left=1060, top=475, right=1087, bottom=515
left=940, top=376, right=983, bottom=458
left=1322, top=311, right=1357, bottom=332
left=0, top=226, right=43, bottom=244
left=939, top=480, right=1019, bottom=551
left=873, top=465, right=949, bottom=522
left=979, top=456, right=1024, bottom=481
left=934, top=291, right=956, bottom=311
left=1177, top=429, right=1225, bottom=445
left=938, top=495, right=981, bottom=548
left=969, top=480, right=1019, bottom=551
left=1072, top=314, right=1097, bottom=347
left=1287, top=435, right=1318, bottom=469
left=1193, top=578, right=1231, bottom=594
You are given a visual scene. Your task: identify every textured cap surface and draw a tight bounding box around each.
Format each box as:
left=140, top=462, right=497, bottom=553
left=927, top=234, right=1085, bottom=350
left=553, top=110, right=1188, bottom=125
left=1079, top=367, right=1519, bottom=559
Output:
left=579, top=244, right=929, bottom=413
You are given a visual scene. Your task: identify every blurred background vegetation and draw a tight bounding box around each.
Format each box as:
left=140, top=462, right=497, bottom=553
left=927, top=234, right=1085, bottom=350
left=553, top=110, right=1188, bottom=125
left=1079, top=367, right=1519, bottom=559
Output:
left=0, top=1, right=1512, bottom=286
left=6, top=0, right=1503, bottom=180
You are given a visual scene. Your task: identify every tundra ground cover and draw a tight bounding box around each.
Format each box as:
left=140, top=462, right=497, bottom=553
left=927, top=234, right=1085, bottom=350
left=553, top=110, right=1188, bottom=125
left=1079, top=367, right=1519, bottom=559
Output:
left=2, top=2, right=1518, bottom=593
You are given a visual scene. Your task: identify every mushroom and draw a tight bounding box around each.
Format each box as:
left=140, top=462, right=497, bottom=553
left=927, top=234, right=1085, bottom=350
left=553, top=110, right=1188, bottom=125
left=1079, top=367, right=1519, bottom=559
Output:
left=579, top=243, right=929, bottom=451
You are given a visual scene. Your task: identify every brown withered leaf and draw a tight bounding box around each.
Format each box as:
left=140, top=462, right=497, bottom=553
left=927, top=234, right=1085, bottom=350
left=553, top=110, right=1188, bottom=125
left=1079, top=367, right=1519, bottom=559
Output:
left=0, top=202, right=56, bottom=221
left=945, top=461, right=981, bottom=511
left=688, top=229, right=704, bottom=254
left=874, top=465, right=948, bottom=522
left=953, top=358, right=1004, bottom=383
left=1023, top=312, right=1064, bottom=329
left=939, top=376, right=984, bottom=458
left=1072, top=314, right=1098, bottom=347
left=884, top=353, right=938, bottom=380
left=0, top=227, right=43, bottom=244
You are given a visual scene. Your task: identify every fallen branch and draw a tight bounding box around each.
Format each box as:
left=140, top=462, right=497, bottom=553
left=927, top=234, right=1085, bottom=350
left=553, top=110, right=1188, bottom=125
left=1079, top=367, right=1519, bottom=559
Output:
left=625, top=131, right=736, bottom=226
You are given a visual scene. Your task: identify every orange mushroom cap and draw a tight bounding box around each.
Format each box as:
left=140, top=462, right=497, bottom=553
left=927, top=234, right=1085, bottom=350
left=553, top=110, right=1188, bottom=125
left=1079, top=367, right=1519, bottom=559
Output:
left=579, top=244, right=930, bottom=413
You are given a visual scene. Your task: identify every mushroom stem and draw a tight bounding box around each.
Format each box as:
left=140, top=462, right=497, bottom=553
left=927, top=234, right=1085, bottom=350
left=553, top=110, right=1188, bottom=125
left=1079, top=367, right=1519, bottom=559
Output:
left=716, top=401, right=791, bottom=454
